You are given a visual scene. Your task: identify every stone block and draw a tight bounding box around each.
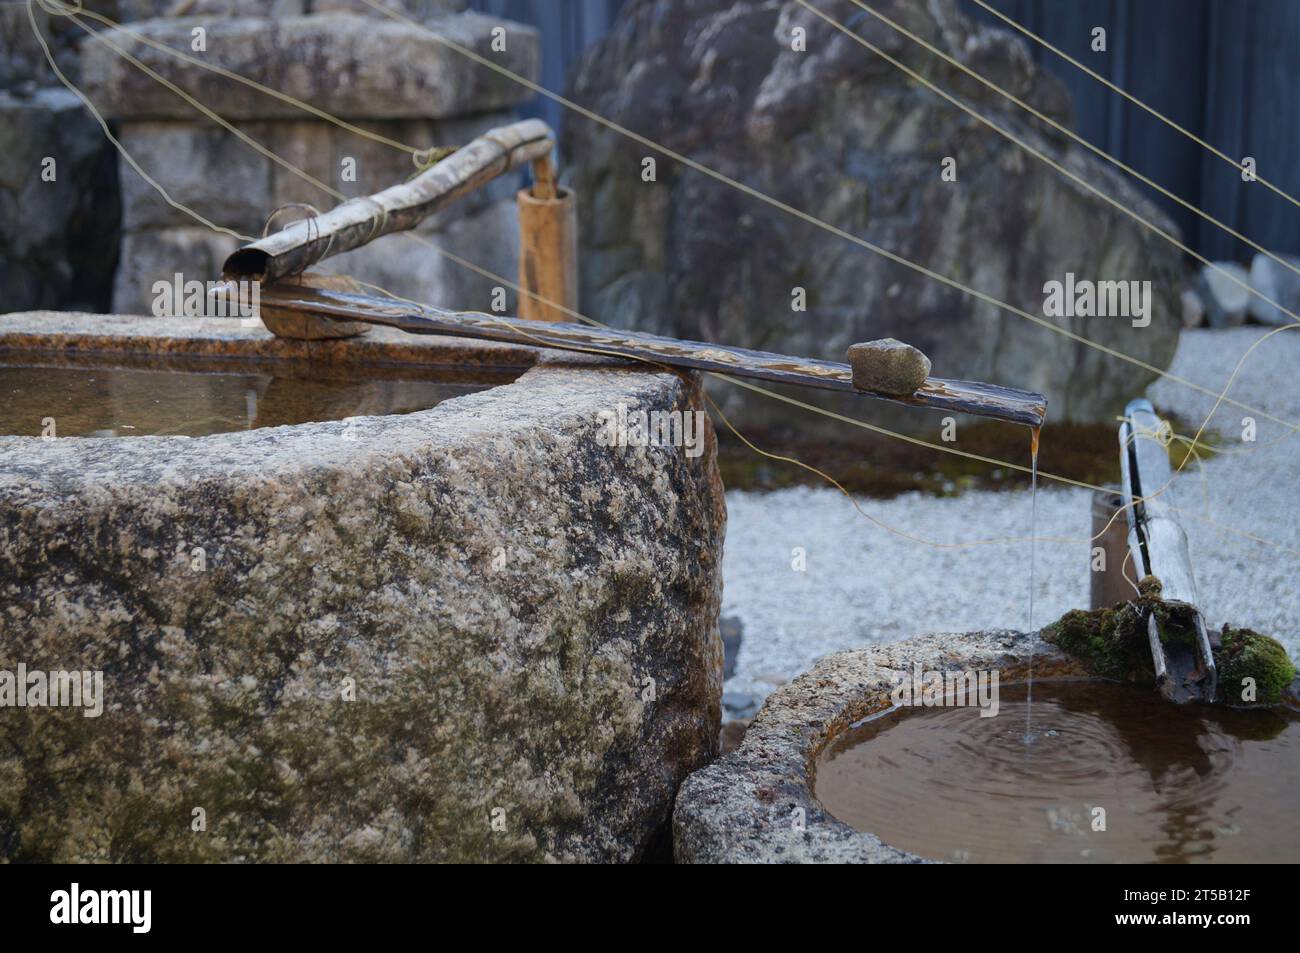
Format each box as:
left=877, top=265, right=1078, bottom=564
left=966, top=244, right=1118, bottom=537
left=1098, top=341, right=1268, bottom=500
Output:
left=81, top=11, right=540, bottom=121
left=112, top=226, right=240, bottom=314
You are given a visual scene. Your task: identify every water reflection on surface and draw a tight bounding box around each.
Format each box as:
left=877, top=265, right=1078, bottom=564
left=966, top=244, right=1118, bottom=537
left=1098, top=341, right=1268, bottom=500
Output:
left=815, top=680, right=1299, bottom=863
left=0, top=356, right=520, bottom=438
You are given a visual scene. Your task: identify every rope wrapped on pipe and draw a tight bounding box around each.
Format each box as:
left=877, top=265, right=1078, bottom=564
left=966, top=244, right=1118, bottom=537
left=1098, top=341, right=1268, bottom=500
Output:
left=222, top=118, right=554, bottom=285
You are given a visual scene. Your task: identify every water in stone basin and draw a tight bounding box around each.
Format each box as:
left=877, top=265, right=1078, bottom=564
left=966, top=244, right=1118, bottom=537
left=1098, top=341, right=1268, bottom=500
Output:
left=0, top=357, right=517, bottom=437
left=815, top=680, right=1300, bottom=863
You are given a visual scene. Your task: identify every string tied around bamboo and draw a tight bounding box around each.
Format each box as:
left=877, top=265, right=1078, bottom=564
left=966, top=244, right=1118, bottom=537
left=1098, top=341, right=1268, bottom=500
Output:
left=261, top=203, right=332, bottom=278
left=408, top=145, right=460, bottom=181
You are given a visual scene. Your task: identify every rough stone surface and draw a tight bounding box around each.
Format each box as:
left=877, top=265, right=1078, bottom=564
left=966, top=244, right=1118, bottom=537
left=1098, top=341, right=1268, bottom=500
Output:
left=81, top=12, right=540, bottom=120
left=1, top=1, right=346, bottom=90
left=117, top=112, right=518, bottom=234
left=846, top=337, right=930, bottom=395
left=0, top=311, right=725, bottom=863
left=112, top=226, right=240, bottom=313
left=565, top=0, right=1184, bottom=429
left=1247, top=251, right=1300, bottom=326
left=0, top=5, right=60, bottom=89
left=1197, top=261, right=1251, bottom=328
left=316, top=0, right=466, bottom=13
left=0, top=87, right=119, bottom=313
left=674, top=630, right=1086, bottom=863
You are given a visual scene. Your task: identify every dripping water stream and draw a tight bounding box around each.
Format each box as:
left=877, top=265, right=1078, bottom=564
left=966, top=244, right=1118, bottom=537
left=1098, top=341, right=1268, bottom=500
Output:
left=1024, top=425, right=1040, bottom=745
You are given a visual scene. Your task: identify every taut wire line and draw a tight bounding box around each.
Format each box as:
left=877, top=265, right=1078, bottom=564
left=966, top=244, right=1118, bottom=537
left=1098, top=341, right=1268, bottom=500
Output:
left=969, top=0, right=1300, bottom=217
left=801, top=0, right=1300, bottom=328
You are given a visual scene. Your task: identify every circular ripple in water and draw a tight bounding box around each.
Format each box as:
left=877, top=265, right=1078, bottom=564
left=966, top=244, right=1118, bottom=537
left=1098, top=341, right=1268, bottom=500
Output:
left=814, top=680, right=1300, bottom=863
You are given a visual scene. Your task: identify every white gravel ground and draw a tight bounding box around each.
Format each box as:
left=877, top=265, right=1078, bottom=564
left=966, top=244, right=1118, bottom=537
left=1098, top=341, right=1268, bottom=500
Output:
left=722, top=327, right=1300, bottom=710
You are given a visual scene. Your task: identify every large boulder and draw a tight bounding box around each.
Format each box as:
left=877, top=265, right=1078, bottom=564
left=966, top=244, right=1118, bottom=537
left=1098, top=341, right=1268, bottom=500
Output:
left=565, top=0, right=1184, bottom=429
left=0, top=312, right=725, bottom=862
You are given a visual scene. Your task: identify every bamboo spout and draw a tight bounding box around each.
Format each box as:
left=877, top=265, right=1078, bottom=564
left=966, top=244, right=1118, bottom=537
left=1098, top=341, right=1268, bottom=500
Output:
left=222, top=119, right=554, bottom=286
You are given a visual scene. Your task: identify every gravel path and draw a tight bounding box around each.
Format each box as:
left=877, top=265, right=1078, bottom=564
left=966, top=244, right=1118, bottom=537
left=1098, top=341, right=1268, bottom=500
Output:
left=722, top=327, right=1299, bottom=713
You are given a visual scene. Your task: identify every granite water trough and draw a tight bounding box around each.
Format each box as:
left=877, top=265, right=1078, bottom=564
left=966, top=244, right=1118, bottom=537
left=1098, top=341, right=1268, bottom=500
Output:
left=0, top=310, right=725, bottom=862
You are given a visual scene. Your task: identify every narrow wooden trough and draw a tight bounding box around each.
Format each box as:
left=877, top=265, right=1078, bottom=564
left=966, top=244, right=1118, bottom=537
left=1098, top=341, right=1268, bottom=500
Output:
left=255, top=282, right=1048, bottom=428
left=219, top=118, right=1047, bottom=430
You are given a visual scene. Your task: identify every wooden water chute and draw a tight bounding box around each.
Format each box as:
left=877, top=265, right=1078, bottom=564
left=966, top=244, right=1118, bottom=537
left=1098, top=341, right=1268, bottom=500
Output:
left=1119, top=398, right=1217, bottom=704
left=219, top=117, right=1047, bottom=429
left=251, top=281, right=1048, bottom=428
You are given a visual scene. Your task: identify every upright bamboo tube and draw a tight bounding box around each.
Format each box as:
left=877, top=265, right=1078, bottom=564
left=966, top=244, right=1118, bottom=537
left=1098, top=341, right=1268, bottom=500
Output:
left=517, top=154, right=578, bottom=323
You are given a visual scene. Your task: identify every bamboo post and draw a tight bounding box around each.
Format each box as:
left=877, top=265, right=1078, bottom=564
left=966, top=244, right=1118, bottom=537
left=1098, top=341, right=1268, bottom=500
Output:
left=1119, top=398, right=1217, bottom=703
left=517, top=153, right=578, bottom=322
left=1120, top=400, right=1199, bottom=605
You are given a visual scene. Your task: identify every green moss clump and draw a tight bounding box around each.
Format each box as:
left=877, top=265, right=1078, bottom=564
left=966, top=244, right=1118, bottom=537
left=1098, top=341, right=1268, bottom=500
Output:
left=1042, top=602, right=1155, bottom=681
left=1045, top=595, right=1297, bottom=708
left=1216, top=626, right=1297, bottom=706
left=1043, top=577, right=1203, bottom=681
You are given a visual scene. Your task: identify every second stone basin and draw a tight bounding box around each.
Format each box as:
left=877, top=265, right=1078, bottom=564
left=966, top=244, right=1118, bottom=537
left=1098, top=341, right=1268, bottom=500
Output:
left=675, top=630, right=1300, bottom=864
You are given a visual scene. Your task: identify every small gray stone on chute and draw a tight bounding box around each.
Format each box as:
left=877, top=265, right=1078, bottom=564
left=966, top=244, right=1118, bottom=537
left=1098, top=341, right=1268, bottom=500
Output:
left=846, top=338, right=931, bottom=395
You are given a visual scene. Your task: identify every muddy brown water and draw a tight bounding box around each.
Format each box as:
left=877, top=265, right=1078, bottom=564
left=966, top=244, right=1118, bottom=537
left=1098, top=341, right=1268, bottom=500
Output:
left=815, top=680, right=1300, bottom=863
left=0, top=356, right=519, bottom=437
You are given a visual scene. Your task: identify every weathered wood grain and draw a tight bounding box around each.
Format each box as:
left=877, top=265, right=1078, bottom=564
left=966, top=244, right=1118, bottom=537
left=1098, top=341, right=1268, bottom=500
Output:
left=257, top=283, right=1048, bottom=427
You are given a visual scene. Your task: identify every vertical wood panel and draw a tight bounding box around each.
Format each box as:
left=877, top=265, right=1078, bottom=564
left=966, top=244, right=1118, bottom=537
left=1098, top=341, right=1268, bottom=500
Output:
left=1232, top=0, right=1300, bottom=256
left=1116, top=0, right=1211, bottom=246
left=975, top=0, right=1300, bottom=261
left=467, top=0, right=627, bottom=137
left=1198, top=0, right=1250, bottom=259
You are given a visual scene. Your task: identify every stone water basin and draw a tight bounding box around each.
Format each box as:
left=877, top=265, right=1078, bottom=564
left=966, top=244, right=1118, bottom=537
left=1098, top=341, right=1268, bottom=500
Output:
left=674, top=631, right=1300, bottom=864
left=0, top=311, right=725, bottom=862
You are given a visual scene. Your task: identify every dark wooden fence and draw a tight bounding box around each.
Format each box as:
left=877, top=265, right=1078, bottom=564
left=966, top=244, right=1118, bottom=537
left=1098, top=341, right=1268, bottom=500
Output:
left=470, top=0, right=1300, bottom=260
left=977, top=0, right=1300, bottom=260
left=467, top=0, right=626, bottom=136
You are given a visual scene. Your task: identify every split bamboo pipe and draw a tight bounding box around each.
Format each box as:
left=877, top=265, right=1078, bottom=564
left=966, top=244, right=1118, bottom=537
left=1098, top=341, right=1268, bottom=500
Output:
left=222, top=119, right=554, bottom=286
